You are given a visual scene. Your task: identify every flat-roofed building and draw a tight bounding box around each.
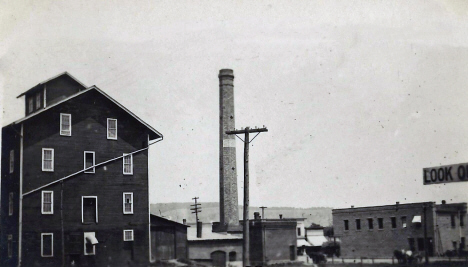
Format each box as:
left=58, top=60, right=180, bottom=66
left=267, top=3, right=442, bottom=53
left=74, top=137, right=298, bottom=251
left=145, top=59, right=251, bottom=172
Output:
left=333, top=201, right=467, bottom=258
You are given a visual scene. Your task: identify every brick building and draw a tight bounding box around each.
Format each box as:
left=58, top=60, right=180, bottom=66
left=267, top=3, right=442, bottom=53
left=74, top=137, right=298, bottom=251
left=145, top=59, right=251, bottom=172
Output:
left=333, top=201, right=467, bottom=258
left=1, top=72, right=162, bottom=266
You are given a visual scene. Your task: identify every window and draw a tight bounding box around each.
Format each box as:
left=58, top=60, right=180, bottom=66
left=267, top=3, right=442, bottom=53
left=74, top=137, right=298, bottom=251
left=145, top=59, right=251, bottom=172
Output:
left=408, top=238, right=415, bottom=251
left=391, top=217, right=397, bottom=228
left=107, top=118, right=117, bottom=140
left=41, top=233, right=53, bottom=257
left=84, top=232, right=97, bottom=255
left=9, top=150, right=14, bottom=173
left=9, top=193, right=13, bottom=216
left=344, top=220, right=349, bottom=231
left=82, top=197, right=98, bottom=223
left=401, top=216, right=407, bottom=228
left=297, top=227, right=301, bottom=236
left=451, top=214, right=456, bottom=227
left=42, top=191, right=53, bottom=214
left=42, top=148, right=54, bottom=172
left=123, top=154, right=133, bottom=175
left=123, top=230, right=134, bottom=241
left=378, top=218, right=384, bottom=229
left=356, top=219, right=361, bottom=230
left=418, top=238, right=425, bottom=251
left=461, top=214, right=465, bottom=227
left=229, top=251, right=237, bottom=261
left=7, top=235, right=12, bottom=258
left=368, top=218, right=374, bottom=230
left=36, top=92, right=41, bottom=109
left=28, top=98, right=34, bottom=113
left=84, top=151, right=95, bottom=173
left=462, top=237, right=466, bottom=249
left=123, top=193, right=133, bottom=214
left=60, top=113, right=72, bottom=136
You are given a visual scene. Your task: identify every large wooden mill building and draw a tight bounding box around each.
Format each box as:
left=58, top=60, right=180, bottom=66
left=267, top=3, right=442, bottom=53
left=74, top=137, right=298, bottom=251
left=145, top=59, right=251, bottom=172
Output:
left=1, top=73, right=163, bottom=266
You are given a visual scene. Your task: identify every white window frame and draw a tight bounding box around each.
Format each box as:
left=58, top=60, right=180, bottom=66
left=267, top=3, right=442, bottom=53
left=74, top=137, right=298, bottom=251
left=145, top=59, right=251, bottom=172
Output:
left=123, top=230, right=134, bottom=241
left=36, top=92, right=41, bottom=109
left=83, top=232, right=96, bottom=255
left=9, top=192, right=13, bottom=216
left=84, top=151, right=95, bottom=174
left=123, top=153, right=133, bottom=175
left=42, top=148, right=54, bottom=172
left=41, top=233, right=53, bottom=257
left=107, top=118, right=117, bottom=140
left=81, top=196, right=98, bottom=223
left=123, top=192, right=133, bottom=214
left=9, top=150, right=14, bottom=174
left=60, top=113, right=72, bottom=136
left=7, top=235, right=12, bottom=258
left=41, top=191, right=54, bottom=214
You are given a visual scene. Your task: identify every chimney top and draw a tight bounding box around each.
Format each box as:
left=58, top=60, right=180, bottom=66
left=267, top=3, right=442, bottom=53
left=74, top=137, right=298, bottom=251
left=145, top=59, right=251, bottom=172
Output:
left=219, top=69, right=234, bottom=79
left=442, top=200, right=446, bottom=205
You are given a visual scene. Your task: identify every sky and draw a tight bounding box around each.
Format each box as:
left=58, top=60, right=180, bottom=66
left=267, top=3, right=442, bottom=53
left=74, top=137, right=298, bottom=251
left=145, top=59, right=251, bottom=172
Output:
left=1, top=0, right=468, bottom=209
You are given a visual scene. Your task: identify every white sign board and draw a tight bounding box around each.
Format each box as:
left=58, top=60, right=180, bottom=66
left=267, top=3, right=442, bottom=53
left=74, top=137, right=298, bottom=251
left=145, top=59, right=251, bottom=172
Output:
left=423, top=163, right=468, bottom=185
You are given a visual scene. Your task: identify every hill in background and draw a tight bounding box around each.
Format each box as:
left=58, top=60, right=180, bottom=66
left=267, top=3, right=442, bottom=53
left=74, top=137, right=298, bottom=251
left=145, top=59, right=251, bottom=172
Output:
left=150, top=202, right=332, bottom=227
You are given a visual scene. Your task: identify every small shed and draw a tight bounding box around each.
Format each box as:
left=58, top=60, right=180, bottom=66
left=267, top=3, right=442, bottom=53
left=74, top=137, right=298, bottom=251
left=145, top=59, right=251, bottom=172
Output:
left=150, top=215, right=189, bottom=261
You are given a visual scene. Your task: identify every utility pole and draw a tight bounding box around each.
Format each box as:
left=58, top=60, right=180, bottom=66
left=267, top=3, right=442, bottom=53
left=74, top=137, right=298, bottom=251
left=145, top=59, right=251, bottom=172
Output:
left=191, top=197, right=201, bottom=222
left=259, top=206, right=267, bottom=219
left=226, top=126, right=268, bottom=267
left=423, top=204, right=429, bottom=265
left=191, top=197, right=202, bottom=238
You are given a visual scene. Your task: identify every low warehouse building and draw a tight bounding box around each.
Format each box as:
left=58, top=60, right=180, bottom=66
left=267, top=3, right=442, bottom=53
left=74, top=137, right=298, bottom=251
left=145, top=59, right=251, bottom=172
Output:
left=150, top=215, right=189, bottom=262
left=333, top=201, right=467, bottom=258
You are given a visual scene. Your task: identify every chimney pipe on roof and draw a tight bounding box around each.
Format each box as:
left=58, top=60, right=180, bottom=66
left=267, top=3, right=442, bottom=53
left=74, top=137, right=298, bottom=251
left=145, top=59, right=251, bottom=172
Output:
left=196, top=221, right=202, bottom=238
left=254, top=212, right=260, bottom=220
left=279, top=214, right=283, bottom=219
left=183, top=219, right=186, bottom=225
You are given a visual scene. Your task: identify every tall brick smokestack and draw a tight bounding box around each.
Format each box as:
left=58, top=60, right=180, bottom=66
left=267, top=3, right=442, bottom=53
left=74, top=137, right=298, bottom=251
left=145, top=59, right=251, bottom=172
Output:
left=218, top=69, right=240, bottom=232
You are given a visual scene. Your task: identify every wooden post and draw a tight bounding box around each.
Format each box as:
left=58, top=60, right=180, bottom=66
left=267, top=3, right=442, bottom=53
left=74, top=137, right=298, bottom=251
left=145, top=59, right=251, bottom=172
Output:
left=423, top=204, right=429, bottom=265
left=226, top=126, right=268, bottom=267
left=243, top=128, right=250, bottom=267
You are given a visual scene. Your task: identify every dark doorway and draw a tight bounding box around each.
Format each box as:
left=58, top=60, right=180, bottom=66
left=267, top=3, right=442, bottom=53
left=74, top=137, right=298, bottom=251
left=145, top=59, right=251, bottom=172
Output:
left=211, top=251, right=226, bottom=267
left=83, top=197, right=97, bottom=223
left=290, top=245, right=296, bottom=261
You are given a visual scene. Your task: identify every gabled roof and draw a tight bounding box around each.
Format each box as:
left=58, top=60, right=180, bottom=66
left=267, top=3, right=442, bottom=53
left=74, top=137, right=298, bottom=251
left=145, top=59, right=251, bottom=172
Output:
left=16, top=72, right=87, bottom=98
left=12, top=85, right=163, bottom=140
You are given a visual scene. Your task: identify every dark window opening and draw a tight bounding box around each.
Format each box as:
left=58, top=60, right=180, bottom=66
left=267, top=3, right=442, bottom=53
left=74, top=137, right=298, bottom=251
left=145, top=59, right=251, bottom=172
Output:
left=83, top=198, right=97, bottom=223
left=356, top=219, right=361, bottom=230
left=391, top=217, right=397, bottom=228
left=297, top=227, right=301, bottom=236
left=461, top=237, right=466, bottom=249
left=401, top=216, right=407, bottom=228
left=84, top=152, right=95, bottom=173
left=229, top=251, right=236, bottom=261
left=408, top=238, right=415, bottom=252
left=368, top=218, right=374, bottom=230
left=378, top=218, right=384, bottom=229
left=344, top=220, right=349, bottom=231
left=42, top=234, right=53, bottom=257
left=417, top=238, right=425, bottom=251
left=451, top=215, right=456, bottom=227
left=460, top=215, right=464, bottom=227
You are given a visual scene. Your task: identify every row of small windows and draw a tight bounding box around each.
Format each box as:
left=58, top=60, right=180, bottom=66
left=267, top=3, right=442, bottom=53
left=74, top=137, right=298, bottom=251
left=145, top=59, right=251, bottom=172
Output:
left=28, top=92, right=43, bottom=113
left=8, top=192, right=133, bottom=218
left=41, top=148, right=133, bottom=175
left=5, top=230, right=135, bottom=259
left=344, top=214, right=465, bottom=231
left=7, top=117, right=119, bottom=174
left=60, top=113, right=117, bottom=140
left=344, top=216, right=410, bottom=231
left=41, top=192, right=134, bottom=218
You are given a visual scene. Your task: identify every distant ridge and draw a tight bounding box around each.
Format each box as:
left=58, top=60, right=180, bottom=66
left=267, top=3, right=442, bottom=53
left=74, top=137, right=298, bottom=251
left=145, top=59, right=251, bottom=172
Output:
left=150, top=202, right=332, bottom=227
